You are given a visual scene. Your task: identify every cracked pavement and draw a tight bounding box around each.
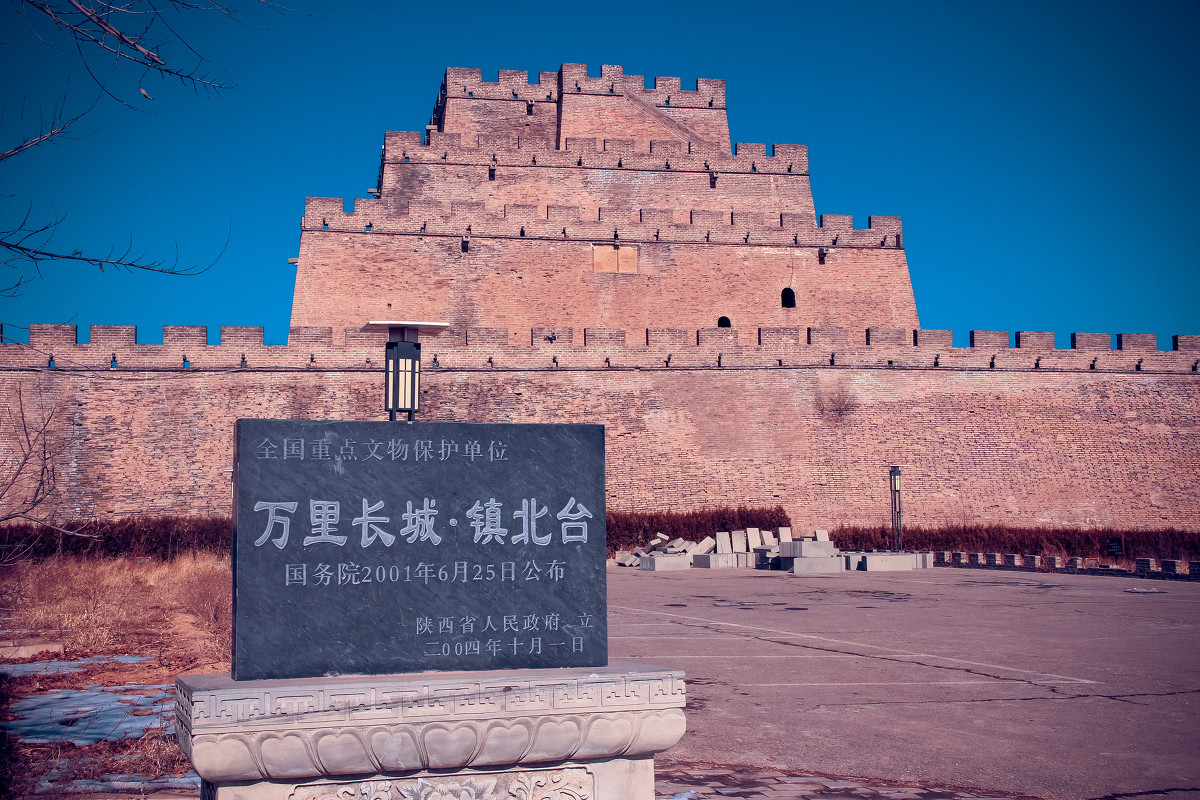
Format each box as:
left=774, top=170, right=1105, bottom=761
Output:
left=608, top=565, right=1200, bottom=800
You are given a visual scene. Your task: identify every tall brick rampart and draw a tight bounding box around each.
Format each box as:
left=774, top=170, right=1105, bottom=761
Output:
left=3, top=324, right=1198, bottom=531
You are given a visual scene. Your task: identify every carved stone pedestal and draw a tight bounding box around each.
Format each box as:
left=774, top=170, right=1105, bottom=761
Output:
left=176, top=663, right=686, bottom=800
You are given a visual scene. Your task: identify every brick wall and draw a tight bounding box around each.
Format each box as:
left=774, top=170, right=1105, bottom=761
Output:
left=3, top=326, right=1198, bottom=531
left=6, top=63, right=1197, bottom=533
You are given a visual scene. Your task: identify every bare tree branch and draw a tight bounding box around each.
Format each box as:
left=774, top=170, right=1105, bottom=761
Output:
left=2, top=1, right=273, bottom=292
left=0, top=386, right=62, bottom=528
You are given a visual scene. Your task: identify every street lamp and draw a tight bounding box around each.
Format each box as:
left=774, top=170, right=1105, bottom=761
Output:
left=889, top=465, right=903, bottom=552
left=361, top=321, right=449, bottom=422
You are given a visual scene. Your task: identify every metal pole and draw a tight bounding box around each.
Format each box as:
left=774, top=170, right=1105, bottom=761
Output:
left=890, top=465, right=902, bottom=552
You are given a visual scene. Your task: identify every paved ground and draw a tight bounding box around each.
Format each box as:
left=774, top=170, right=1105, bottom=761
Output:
left=607, top=565, right=1200, bottom=800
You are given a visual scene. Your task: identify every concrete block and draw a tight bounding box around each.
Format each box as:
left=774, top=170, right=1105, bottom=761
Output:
left=746, top=528, right=763, bottom=548
left=1066, top=557, right=1084, bottom=569
left=935, top=551, right=951, bottom=565
left=1025, top=555, right=1041, bottom=568
left=753, top=545, right=779, bottom=569
left=732, top=531, right=748, bottom=552
left=639, top=555, right=692, bottom=571
left=968, top=553, right=985, bottom=566
left=778, top=527, right=793, bottom=542
left=788, top=557, right=845, bottom=575
left=845, top=553, right=864, bottom=571
left=0, top=639, right=64, bottom=659
left=735, top=553, right=754, bottom=568
left=1161, top=560, right=1181, bottom=574
left=1043, top=556, right=1062, bottom=569
left=692, top=553, right=737, bottom=569
left=814, top=529, right=830, bottom=542
left=952, top=552, right=967, bottom=565
left=986, top=553, right=1002, bottom=566
left=1003, top=554, right=1021, bottom=567
left=761, top=530, right=777, bottom=546
left=715, top=531, right=733, bottom=554
left=692, top=536, right=716, bottom=555
left=1136, top=558, right=1157, bottom=573
left=667, top=538, right=686, bottom=550
left=861, top=553, right=917, bottom=571
left=652, top=533, right=669, bottom=544
left=914, top=551, right=934, bottom=569
left=780, top=540, right=838, bottom=558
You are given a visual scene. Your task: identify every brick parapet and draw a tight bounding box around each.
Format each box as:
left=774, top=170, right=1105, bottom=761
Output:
left=301, top=201, right=898, bottom=250
left=6, top=324, right=1197, bottom=374
left=436, top=64, right=727, bottom=109
left=386, top=129, right=807, bottom=175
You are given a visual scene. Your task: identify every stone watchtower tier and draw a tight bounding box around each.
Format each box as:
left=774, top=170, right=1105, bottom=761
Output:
left=290, top=63, right=918, bottom=345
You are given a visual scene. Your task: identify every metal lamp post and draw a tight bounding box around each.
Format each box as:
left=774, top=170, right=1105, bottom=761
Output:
left=889, top=465, right=903, bottom=552
left=361, top=321, right=449, bottom=422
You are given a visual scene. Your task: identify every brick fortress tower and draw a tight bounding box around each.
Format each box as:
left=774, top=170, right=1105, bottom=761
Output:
left=4, top=62, right=1196, bottom=533
left=292, top=64, right=918, bottom=340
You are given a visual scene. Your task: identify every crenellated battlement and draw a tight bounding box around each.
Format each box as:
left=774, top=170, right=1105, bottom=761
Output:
left=439, top=64, right=726, bottom=109
left=301, top=198, right=901, bottom=248
left=6, top=324, right=1197, bottom=375
left=384, top=129, right=807, bottom=174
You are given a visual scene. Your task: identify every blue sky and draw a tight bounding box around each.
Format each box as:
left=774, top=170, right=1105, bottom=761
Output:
left=1, top=0, right=1197, bottom=347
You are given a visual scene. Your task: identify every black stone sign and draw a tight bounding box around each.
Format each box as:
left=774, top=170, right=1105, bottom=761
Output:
left=1106, top=537, right=1124, bottom=557
left=232, top=420, right=606, bottom=681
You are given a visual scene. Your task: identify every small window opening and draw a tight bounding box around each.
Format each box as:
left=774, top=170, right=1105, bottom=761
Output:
left=665, top=95, right=671, bottom=105
left=717, top=316, right=731, bottom=328
left=47, top=355, right=55, bottom=368
left=519, top=226, right=525, bottom=237
left=709, top=172, right=718, bottom=188
left=404, top=156, right=410, bottom=162
left=461, top=237, right=469, bottom=252
left=781, top=288, right=796, bottom=308
left=468, top=91, right=473, bottom=97
left=365, top=222, right=373, bottom=232
left=488, top=166, right=496, bottom=181
left=182, top=355, right=190, bottom=369
left=577, top=157, right=582, bottom=166
left=512, top=90, right=518, bottom=99
left=526, top=101, right=534, bottom=115
left=818, top=248, right=827, bottom=265
left=322, top=218, right=328, bottom=230
left=708, top=97, right=714, bottom=107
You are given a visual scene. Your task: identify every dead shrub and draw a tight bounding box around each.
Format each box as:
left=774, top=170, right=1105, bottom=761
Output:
left=172, top=552, right=233, bottom=663
left=813, top=378, right=857, bottom=425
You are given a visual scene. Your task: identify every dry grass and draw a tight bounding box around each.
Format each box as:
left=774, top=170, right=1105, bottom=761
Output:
left=1, top=552, right=233, bottom=795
